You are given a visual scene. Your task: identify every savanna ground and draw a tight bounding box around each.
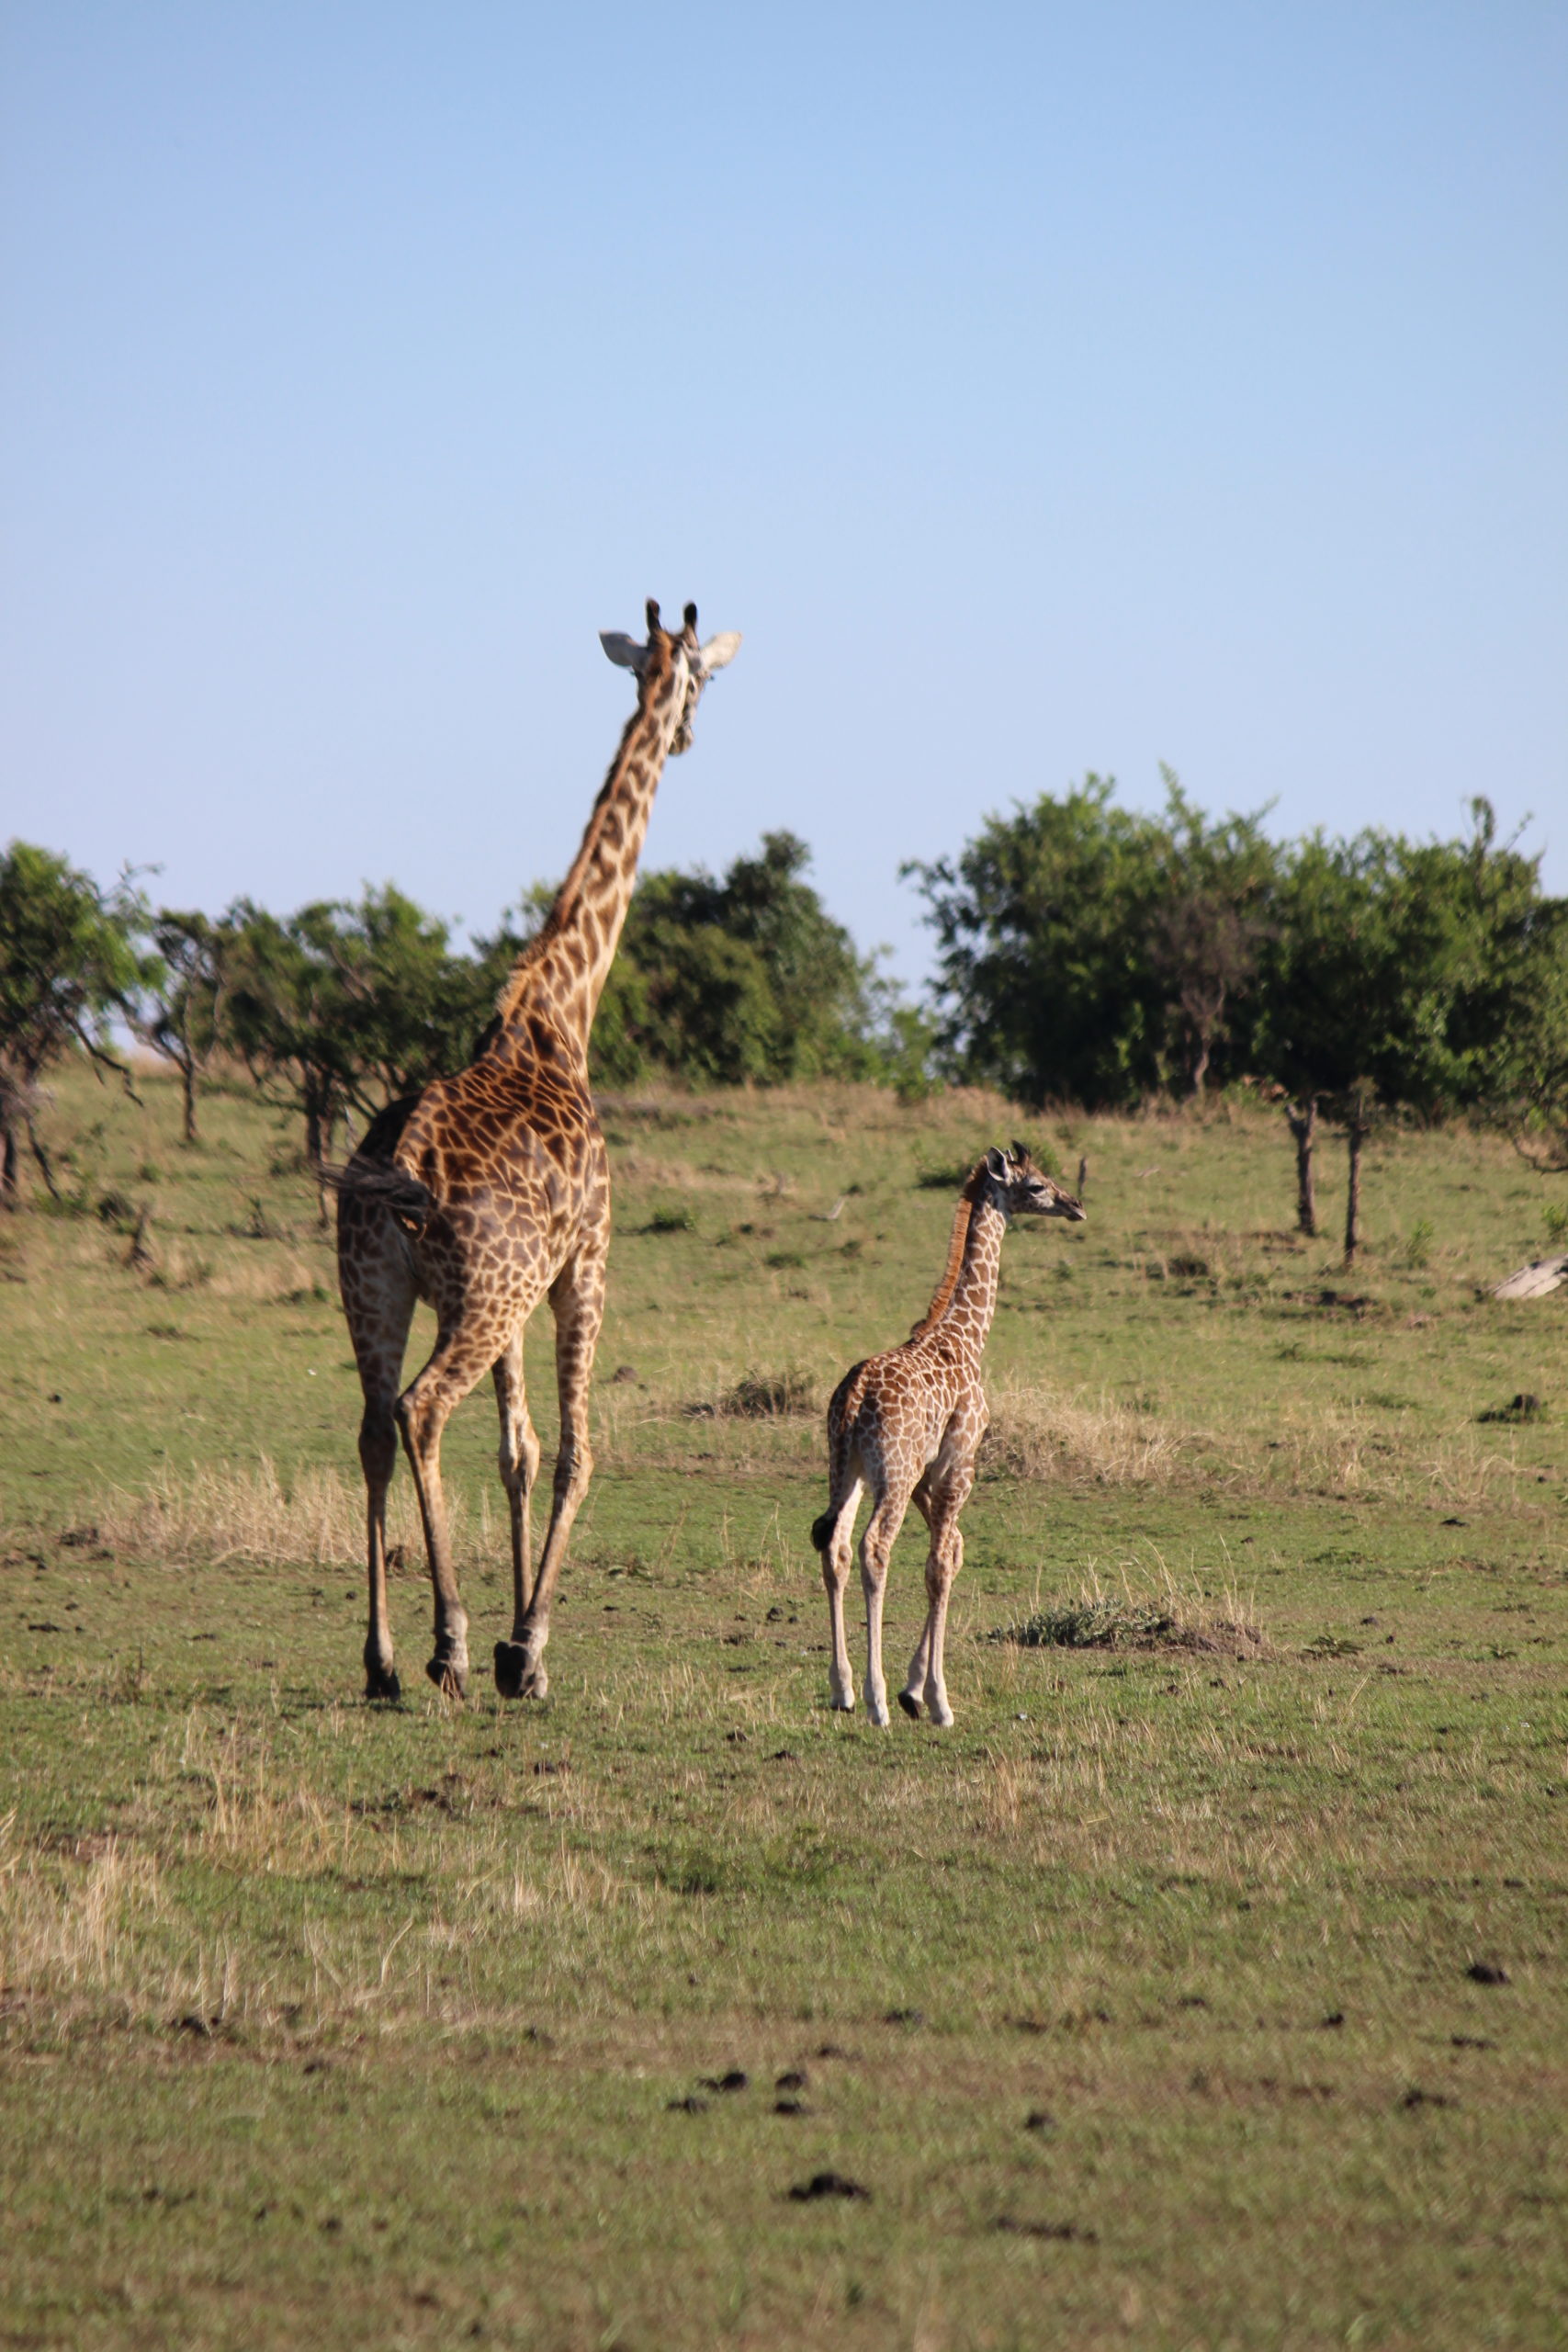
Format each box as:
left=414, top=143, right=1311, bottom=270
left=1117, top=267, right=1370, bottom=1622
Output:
left=2, top=1061, right=1566, bottom=2351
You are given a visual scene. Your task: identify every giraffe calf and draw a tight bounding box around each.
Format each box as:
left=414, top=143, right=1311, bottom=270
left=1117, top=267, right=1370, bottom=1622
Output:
left=810, top=1147, right=1084, bottom=1726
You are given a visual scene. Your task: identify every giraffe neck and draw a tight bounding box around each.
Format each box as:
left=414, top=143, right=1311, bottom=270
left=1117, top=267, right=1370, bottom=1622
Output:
left=926, top=1193, right=1006, bottom=1362
left=492, top=639, right=683, bottom=1054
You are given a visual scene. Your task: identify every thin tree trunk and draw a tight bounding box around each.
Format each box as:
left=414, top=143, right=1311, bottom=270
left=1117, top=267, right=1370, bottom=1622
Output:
left=1, top=1115, right=17, bottom=1209
left=181, top=1055, right=198, bottom=1146
left=1286, top=1099, right=1317, bottom=1237
left=26, top=1117, right=62, bottom=1204
left=1344, top=1116, right=1370, bottom=1267
left=306, top=1094, right=333, bottom=1227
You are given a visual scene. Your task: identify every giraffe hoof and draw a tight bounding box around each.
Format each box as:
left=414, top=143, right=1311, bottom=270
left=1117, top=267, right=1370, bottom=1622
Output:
left=494, top=1640, right=528, bottom=1698
left=364, top=1663, right=401, bottom=1702
left=425, top=1656, right=468, bottom=1700
left=897, top=1690, right=923, bottom=1720
left=494, top=1641, right=547, bottom=1700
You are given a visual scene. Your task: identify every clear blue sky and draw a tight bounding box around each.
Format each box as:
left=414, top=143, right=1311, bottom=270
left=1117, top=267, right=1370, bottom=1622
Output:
left=4, top=2, right=1563, bottom=980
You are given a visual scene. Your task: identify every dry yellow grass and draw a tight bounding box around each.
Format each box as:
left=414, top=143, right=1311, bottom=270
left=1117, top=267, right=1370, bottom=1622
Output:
left=0, top=1814, right=167, bottom=2013
left=985, top=1379, right=1181, bottom=1486
left=984, top=1375, right=1538, bottom=1508
left=95, top=1456, right=495, bottom=1569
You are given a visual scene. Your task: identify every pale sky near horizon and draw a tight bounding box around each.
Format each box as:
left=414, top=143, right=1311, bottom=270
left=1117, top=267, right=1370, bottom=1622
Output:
left=3, top=3, right=1564, bottom=982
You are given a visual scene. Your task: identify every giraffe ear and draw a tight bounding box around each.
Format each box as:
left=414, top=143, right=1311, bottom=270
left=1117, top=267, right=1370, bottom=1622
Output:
left=984, top=1147, right=1009, bottom=1180
left=600, top=632, right=647, bottom=673
left=698, top=630, right=742, bottom=673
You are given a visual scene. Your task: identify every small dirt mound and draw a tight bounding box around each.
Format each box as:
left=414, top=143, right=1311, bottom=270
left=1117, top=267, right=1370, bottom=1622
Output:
left=990, top=1595, right=1264, bottom=1657
left=723, top=1367, right=818, bottom=1418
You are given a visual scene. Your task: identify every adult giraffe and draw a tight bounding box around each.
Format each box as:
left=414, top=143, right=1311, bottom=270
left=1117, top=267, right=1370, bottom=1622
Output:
left=334, top=602, right=741, bottom=1701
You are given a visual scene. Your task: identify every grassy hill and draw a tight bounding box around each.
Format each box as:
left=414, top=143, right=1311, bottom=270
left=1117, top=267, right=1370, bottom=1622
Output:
left=2, top=1061, right=1565, bottom=2348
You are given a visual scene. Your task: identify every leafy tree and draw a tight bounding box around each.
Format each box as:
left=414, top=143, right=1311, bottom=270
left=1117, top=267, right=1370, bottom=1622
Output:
left=330, top=885, right=492, bottom=1102
left=1258, top=803, right=1560, bottom=1259
left=139, top=910, right=230, bottom=1144
left=479, top=832, right=917, bottom=1092
left=906, top=775, right=1276, bottom=1106
left=1501, top=935, right=1568, bottom=1177
left=621, top=831, right=889, bottom=1085
left=220, top=888, right=490, bottom=1199
left=1148, top=774, right=1274, bottom=1094
left=220, top=901, right=355, bottom=1183
left=0, top=842, right=157, bottom=1206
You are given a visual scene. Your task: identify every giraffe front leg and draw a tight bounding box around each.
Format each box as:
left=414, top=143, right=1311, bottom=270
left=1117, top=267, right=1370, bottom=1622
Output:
left=398, top=1349, right=484, bottom=1700
left=501, top=1244, right=604, bottom=1700
left=899, top=1622, right=932, bottom=1721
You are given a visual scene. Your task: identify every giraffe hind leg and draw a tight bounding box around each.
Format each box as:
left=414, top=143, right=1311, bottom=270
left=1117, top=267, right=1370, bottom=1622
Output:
left=491, top=1330, right=541, bottom=1696
left=816, top=1470, right=863, bottom=1712
left=341, top=1222, right=414, bottom=1702
left=398, top=1319, right=509, bottom=1699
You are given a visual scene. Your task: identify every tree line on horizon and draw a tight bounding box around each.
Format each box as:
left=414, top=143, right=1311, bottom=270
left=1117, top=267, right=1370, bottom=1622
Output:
left=4, top=782, right=1566, bottom=1261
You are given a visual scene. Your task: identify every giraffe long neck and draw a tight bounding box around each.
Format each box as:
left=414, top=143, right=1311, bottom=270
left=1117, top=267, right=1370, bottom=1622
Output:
left=492, top=640, right=683, bottom=1054
left=925, top=1193, right=1007, bottom=1363
left=908, top=1162, right=986, bottom=1339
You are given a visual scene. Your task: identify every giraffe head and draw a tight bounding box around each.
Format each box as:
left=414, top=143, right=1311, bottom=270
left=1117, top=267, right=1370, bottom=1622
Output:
left=982, top=1143, right=1086, bottom=1222
left=599, top=600, right=742, bottom=755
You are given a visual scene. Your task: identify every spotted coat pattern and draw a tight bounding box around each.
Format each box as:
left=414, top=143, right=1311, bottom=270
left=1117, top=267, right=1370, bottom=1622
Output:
left=810, top=1147, right=1086, bottom=1726
left=336, top=602, right=740, bottom=1700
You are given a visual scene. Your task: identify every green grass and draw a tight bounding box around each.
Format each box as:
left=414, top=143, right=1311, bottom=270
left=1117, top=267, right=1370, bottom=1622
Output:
left=1, top=1064, right=1565, bottom=2347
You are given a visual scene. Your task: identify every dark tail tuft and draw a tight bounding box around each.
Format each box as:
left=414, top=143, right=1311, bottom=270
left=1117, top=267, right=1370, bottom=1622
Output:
left=320, top=1159, right=435, bottom=1236
left=810, top=1510, right=837, bottom=1553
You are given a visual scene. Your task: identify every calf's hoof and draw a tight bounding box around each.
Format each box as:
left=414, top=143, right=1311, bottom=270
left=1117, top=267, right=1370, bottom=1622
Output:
left=364, top=1661, right=401, bottom=1703
left=425, top=1654, right=468, bottom=1700
left=494, top=1640, right=547, bottom=1700
left=897, top=1690, right=923, bottom=1720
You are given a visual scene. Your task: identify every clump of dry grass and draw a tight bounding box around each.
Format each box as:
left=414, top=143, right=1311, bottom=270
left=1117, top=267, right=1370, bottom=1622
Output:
left=0, top=1814, right=167, bottom=2010
left=988, top=1547, right=1264, bottom=1658
left=1259, top=1408, right=1529, bottom=1509
left=721, top=1365, right=818, bottom=1419
left=209, top=1253, right=330, bottom=1305
left=94, top=1457, right=491, bottom=1569
left=986, top=1381, right=1180, bottom=1487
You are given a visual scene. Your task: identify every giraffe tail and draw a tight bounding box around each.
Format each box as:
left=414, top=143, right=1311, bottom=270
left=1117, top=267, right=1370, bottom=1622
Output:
left=319, top=1159, right=435, bottom=1237
left=811, top=1364, right=864, bottom=1553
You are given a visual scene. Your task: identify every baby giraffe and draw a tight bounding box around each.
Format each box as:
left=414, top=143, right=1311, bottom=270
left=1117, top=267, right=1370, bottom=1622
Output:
left=810, top=1146, right=1085, bottom=1726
